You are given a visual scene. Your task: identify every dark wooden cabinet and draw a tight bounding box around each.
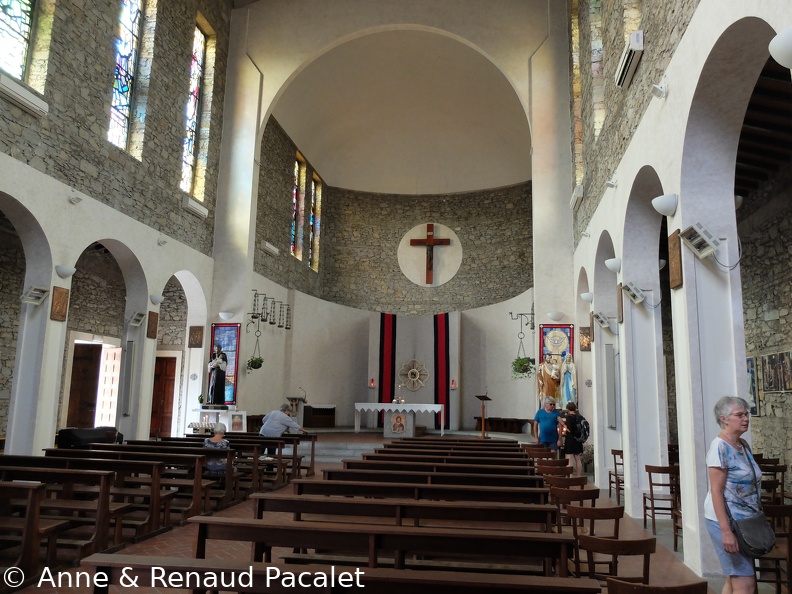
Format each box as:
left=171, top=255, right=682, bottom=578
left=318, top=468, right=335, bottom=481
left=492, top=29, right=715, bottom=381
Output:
left=304, top=405, right=335, bottom=428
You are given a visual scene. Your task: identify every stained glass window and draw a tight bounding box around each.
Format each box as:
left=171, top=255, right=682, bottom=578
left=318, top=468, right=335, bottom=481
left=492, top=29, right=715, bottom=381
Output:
left=108, top=0, right=144, bottom=149
left=290, top=160, right=299, bottom=257
left=180, top=26, right=206, bottom=193
left=306, top=179, right=315, bottom=264
left=0, top=0, right=35, bottom=79
left=309, top=176, right=322, bottom=271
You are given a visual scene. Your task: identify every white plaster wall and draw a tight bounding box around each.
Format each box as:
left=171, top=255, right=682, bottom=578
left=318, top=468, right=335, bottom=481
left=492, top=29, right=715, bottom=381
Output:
left=460, top=288, right=537, bottom=431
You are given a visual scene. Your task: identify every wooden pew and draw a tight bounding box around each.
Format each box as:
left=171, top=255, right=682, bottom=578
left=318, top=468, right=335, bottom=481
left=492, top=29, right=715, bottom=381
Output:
left=397, top=436, right=520, bottom=446
left=0, top=481, right=70, bottom=581
left=45, top=448, right=210, bottom=524
left=383, top=443, right=523, bottom=453
left=82, top=553, right=603, bottom=593
left=95, top=443, right=240, bottom=509
left=343, top=459, right=536, bottom=475
left=190, top=516, right=575, bottom=576
left=252, top=491, right=557, bottom=532
left=323, top=468, right=544, bottom=488
left=376, top=447, right=530, bottom=459
left=364, top=452, right=534, bottom=465
left=225, top=431, right=319, bottom=477
left=293, top=479, right=549, bottom=503
left=0, top=466, right=115, bottom=561
left=6, top=454, right=169, bottom=539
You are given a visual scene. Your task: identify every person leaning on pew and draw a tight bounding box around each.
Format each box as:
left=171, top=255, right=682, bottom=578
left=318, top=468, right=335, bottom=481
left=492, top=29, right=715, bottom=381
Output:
left=259, top=404, right=308, bottom=460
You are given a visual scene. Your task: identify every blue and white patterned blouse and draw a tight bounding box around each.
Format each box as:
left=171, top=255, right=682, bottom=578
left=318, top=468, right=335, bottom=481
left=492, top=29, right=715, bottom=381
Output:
left=203, top=438, right=230, bottom=474
left=703, top=436, right=761, bottom=522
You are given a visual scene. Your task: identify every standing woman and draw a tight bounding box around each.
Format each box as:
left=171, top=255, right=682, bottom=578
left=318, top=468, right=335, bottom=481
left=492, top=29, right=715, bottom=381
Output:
left=703, top=396, right=759, bottom=594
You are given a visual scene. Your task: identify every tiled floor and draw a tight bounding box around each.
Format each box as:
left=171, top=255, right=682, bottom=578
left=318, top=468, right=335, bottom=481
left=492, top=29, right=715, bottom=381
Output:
left=11, top=432, right=772, bottom=593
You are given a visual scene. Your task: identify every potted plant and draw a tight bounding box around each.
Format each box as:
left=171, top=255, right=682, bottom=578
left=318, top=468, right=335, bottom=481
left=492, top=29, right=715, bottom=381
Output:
left=511, top=356, right=536, bottom=380
left=197, top=394, right=204, bottom=405
left=247, top=355, right=264, bottom=371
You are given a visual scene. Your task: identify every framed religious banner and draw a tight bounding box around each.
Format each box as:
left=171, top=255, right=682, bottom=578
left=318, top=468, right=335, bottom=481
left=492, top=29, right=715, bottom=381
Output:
left=188, top=326, right=204, bottom=348
left=209, top=323, right=241, bottom=406
left=539, top=324, right=574, bottom=363
left=746, top=357, right=758, bottom=416
left=50, top=286, right=70, bottom=322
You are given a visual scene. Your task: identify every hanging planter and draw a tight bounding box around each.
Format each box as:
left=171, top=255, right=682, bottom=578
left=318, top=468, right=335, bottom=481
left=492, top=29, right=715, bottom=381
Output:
left=247, top=356, right=263, bottom=371
left=512, top=356, right=536, bottom=380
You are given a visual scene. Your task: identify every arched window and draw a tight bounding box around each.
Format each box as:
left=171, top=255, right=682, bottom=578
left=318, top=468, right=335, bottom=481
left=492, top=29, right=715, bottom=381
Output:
left=108, top=0, right=145, bottom=149
left=0, top=0, right=37, bottom=80
left=180, top=25, right=207, bottom=194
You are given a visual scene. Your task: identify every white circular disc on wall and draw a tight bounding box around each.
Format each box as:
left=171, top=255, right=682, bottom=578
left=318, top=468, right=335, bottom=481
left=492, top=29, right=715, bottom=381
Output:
left=397, top=223, right=462, bottom=287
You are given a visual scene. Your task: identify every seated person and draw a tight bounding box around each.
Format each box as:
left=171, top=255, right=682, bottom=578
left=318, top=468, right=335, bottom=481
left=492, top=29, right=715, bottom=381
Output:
left=203, top=422, right=231, bottom=474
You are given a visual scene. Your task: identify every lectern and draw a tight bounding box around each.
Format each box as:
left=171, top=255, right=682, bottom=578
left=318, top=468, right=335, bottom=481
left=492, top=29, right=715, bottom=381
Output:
left=475, top=394, right=492, bottom=440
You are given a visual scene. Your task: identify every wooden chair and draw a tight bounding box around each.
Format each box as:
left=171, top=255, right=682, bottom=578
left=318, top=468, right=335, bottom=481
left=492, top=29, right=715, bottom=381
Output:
left=609, top=449, right=624, bottom=504
left=549, top=486, right=599, bottom=533
left=536, top=464, right=574, bottom=476
left=643, top=465, right=679, bottom=534
left=535, top=458, right=570, bottom=467
left=543, top=475, right=589, bottom=489
left=759, top=464, right=787, bottom=505
left=566, top=504, right=624, bottom=577
left=577, top=534, right=656, bottom=584
left=755, top=503, right=792, bottom=594
left=606, top=577, right=708, bottom=594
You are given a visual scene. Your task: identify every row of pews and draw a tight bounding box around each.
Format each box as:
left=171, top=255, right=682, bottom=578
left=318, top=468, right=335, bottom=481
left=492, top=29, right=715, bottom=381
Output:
left=0, top=431, right=316, bottom=589
left=88, top=435, right=605, bottom=593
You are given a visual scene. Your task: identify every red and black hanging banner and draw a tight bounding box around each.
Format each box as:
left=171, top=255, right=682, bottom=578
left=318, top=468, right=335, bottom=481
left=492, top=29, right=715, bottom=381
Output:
left=434, top=312, right=450, bottom=430
left=378, top=313, right=397, bottom=426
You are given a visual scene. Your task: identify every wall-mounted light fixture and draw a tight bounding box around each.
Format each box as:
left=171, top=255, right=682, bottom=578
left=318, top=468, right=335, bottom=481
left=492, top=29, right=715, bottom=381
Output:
left=128, top=312, right=146, bottom=326
left=769, top=27, right=792, bottom=68
left=157, top=237, right=168, bottom=247
left=659, top=259, right=667, bottom=270
left=150, top=294, right=165, bottom=306
left=369, top=379, right=376, bottom=389
left=605, top=178, right=618, bottom=189
left=622, top=281, right=646, bottom=304
left=218, top=311, right=234, bottom=321
left=67, top=195, right=82, bottom=205
left=651, top=193, right=678, bottom=217
left=20, top=286, right=50, bottom=305
left=450, top=379, right=457, bottom=390
left=650, top=81, right=668, bottom=99
left=547, top=311, right=565, bottom=322
left=734, top=195, right=744, bottom=210
left=569, top=184, right=584, bottom=211
left=55, top=265, right=77, bottom=279
left=604, top=258, right=621, bottom=273
left=262, top=241, right=280, bottom=256
left=579, top=292, right=594, bottom=303
left=680, top=223, right=720, bottom=259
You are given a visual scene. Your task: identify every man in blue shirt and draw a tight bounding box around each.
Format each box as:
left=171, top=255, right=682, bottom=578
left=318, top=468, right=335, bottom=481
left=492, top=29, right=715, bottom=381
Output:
left=533, top=397, right=563, bottom=450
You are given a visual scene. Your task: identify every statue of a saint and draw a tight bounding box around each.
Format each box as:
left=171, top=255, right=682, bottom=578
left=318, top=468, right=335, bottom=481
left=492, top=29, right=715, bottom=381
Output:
left=537, top=354, right=560, bottom=404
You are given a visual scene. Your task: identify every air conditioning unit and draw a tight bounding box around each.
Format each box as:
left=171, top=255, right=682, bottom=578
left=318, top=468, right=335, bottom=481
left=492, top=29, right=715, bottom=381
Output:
left=128, top=312, right=147, bottom=327
left=0, top=73, right=49, bottom=118
left=622, top=281, right=646, bottom=304
left=20, top=286, right=50, bottom=305
left=262, top=241, right=280, bottom=256
left=593, top=311, right=611, bottom=329
left=680, top=222, right=720, bottom=259
left=615, top=31, right=644, bottom=88
left=569, top=184, right=584, bottom=211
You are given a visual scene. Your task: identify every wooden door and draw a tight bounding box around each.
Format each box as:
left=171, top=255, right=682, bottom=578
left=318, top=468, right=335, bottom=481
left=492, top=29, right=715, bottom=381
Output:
left=95, top=347, right=122, bottom=427
left=150, top=357, right=177, bottom=438
left=67, top=344, right=102, bottom=427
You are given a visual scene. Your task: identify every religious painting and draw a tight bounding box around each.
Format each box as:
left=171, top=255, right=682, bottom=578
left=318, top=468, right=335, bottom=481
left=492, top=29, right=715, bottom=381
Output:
left=209, top=323, right=241, bottom=406
left=230, top=411, right=246, bottom=432
left=188, top=325, right=204, bottom=348
left=746, top=357, right=758, bottom=416
left=579, top=327, right=591, bottom=352
left=668, top=230, right=683, bottom=290
left=390, top=413, right=406, bottom=434
left=539, top=324, right=574, bottom=363
left=761, top=351, right=792, bottom=394
left=146, top=311, right=158, bottom=339
left=50, top=286, right=70, bottom=322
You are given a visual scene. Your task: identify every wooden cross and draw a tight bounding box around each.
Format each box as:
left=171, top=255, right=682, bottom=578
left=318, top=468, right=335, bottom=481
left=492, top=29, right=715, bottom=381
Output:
left=410, top=224, right=450, bottom=284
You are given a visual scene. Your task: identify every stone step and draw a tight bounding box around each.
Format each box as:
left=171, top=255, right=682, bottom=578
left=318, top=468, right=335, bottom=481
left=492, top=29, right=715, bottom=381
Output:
left=285, top=442, right=384, bottom=465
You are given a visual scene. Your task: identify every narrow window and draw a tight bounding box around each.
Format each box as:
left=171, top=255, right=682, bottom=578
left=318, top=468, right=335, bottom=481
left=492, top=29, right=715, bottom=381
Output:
left=108, top=0, right=145, bottom=149
left=0, top=0, right=36, bottom=80
left=180, top=25, right=206, bottom=194
left=291, top=158, right=306, bottom=259
left=309, top=175, right=322, bottom=272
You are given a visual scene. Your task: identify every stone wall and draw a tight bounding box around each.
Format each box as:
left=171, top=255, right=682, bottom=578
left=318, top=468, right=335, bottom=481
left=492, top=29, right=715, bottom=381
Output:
left=738, top=160, right=792, bottom=487
left=0, top=223, right=24, bottom=435
left=319, top=184, right=533, bottom=315
left=158, top=278, right=188, bottom=347
left=0, top=0, right=231, bottom=255
left=253, top=118, right=322, bottom=297
left=572, top=0, right=701, bottom=243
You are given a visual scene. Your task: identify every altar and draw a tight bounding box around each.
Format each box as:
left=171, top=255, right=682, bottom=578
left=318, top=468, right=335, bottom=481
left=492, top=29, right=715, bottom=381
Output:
left=354, top=402, right=445, bottom=437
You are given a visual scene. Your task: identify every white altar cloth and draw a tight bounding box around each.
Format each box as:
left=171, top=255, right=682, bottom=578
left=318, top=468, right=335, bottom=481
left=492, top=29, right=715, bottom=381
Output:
left=354, top=402, right=445, bottom=436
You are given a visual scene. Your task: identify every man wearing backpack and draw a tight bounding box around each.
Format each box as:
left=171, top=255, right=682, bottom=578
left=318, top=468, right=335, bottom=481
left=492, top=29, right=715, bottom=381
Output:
left=561, top=402, right=586, bottom=475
